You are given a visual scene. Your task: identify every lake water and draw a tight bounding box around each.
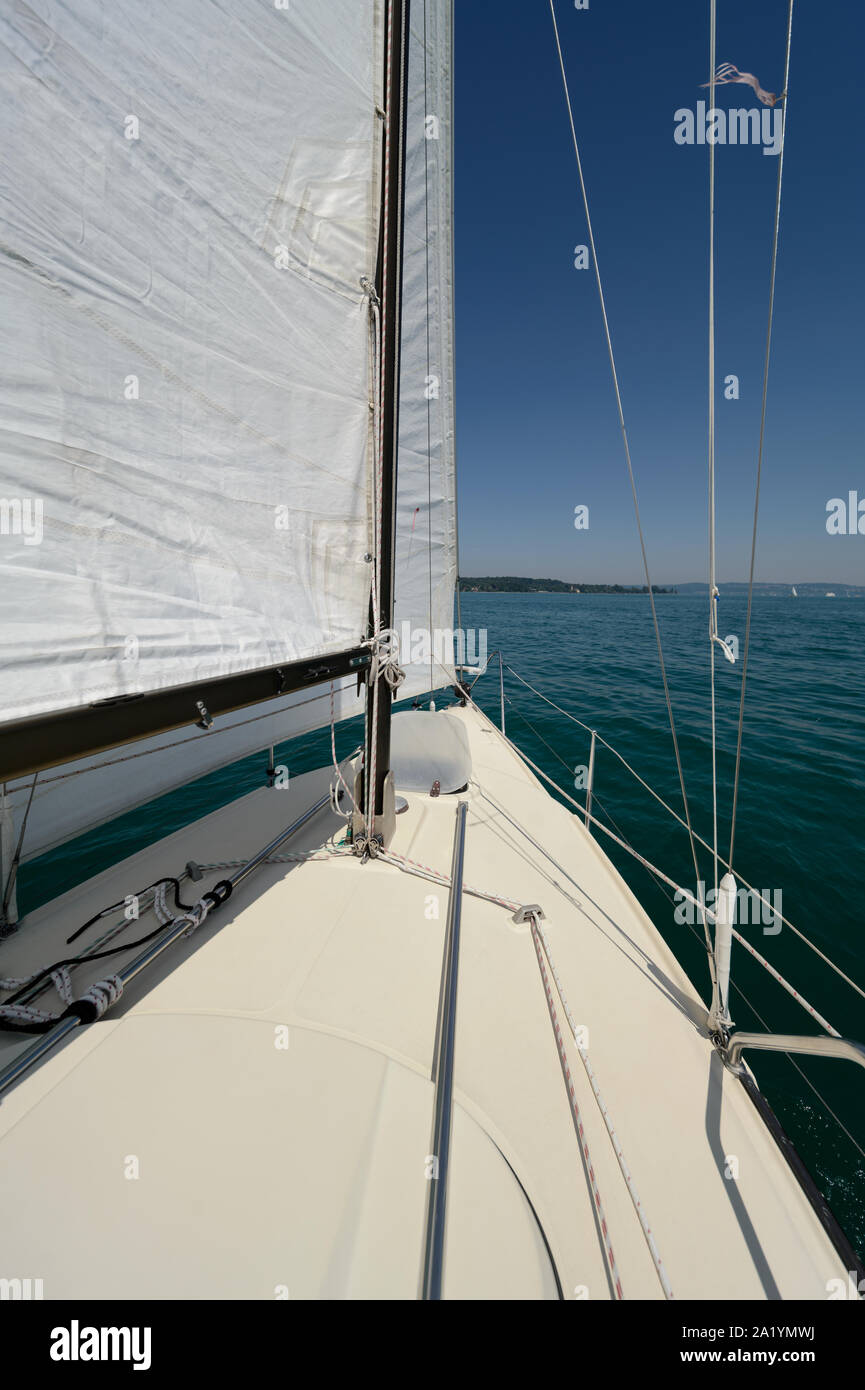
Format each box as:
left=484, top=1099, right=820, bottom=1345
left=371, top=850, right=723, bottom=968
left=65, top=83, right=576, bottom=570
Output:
left=17, top=592, right=865, bottom=1258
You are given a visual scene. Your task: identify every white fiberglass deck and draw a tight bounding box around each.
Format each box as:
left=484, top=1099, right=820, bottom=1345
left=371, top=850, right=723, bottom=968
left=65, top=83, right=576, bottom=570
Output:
left=0, top=702, right=849, bottom=1299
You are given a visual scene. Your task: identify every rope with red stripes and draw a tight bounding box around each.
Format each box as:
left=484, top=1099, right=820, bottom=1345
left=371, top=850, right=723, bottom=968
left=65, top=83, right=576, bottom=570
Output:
left=532, top=914, right=674, bottom=1298
left=528, top=912, right=624, bottom=1299
left=381, top=846, right=676, bottom=1297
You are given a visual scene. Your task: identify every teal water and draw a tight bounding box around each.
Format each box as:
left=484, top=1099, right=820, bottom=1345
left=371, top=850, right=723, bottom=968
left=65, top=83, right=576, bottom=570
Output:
left=461, top=592, right=865, bottom=1261
left=17, top=593, right=865, bottom=1260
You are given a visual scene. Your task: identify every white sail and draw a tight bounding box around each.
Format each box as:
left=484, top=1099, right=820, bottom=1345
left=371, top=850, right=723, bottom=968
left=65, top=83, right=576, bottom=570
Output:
left=0, top=0, right=384, bottom=727
left=393, top=0, right=459, bottom=697
left=0, top=1, right=459, bottom=866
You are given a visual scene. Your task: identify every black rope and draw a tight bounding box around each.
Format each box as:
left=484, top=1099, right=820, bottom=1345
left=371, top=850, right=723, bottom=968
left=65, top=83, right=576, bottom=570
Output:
left=0, top=877, right=233, bottom=1032
left=4, top=923, right=175, bottom=1010
left=66, top=876, right=192, bottom=944
left=1, top=876, right=215, bottom=1014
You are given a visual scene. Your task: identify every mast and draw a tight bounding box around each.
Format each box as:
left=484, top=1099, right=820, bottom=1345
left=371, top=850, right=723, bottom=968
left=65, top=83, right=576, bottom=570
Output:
left=361, top=0, right=411, bottom=841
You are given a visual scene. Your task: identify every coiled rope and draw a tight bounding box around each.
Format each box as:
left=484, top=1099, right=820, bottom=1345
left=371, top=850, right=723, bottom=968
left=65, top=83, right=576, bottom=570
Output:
left=0, top=964, right=123, bottom=1029
left=0, top=885, right=228, bottom=1032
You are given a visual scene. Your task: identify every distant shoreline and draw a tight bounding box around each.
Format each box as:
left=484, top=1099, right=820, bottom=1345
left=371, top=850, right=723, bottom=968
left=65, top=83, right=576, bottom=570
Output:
left=458, top=577, right=865, bottom=597
left=458, top=578, right=674, bottom=594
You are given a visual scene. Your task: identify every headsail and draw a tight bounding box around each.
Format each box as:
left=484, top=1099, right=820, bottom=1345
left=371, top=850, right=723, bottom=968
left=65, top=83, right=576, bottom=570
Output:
left=393, top=0, right=458, bottom=697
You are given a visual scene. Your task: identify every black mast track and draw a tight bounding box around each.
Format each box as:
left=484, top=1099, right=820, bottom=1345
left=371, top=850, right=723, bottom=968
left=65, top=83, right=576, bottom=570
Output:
left=361, top=0, right=411, bottom=826
left=0, top=646, right=372, bottom=784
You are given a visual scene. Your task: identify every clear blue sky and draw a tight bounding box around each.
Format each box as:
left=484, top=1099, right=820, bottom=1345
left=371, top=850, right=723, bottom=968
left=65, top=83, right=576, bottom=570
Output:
left=452, top=0, right=865, bottom=585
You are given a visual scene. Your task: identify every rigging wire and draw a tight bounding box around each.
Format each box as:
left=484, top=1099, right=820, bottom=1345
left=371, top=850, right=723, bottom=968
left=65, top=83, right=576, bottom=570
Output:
left=707, top=0, right=720, bottom=913
left=515, top=703, right=865, bottom=1164
left=615, top=801, right=865, bottom=1166
left=1, top=771, right=38, bottom=923
left=478, top=711, right=848, bottom=1041
left=423, top=0, right=435, bottom=700
left=729, top=0, right=796, bottom=868
left=463, top=666, right=854, bottom=1037
left=547, top=0, right=715, bottom=982
left=505, top=694, right=844, bottom=1040
left=500, top=660, right=865, bottom=1001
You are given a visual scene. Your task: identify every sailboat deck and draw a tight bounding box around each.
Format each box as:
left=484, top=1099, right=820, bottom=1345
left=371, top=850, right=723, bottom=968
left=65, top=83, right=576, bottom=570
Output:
left=0, top=701, right=848, bottom=1299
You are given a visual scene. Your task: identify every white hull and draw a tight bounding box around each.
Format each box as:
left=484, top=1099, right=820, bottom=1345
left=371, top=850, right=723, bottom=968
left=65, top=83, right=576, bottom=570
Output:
left=0, top=703, right=851, bottom=1298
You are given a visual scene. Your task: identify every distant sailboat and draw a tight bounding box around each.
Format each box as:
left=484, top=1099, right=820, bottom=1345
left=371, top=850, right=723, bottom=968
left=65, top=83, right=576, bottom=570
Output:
left=792, top=586, right=798, bottom=597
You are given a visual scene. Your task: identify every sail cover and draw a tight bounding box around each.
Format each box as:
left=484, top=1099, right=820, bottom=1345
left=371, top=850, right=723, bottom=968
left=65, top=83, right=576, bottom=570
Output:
left=0, top=0, right=384, bottom=726
left=0, top=0, right=458, bottom=866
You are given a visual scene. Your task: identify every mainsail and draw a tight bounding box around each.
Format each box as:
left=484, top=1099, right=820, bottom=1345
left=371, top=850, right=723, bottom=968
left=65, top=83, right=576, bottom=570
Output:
left=0, top=1, right=385, bottom=724
left=0, top=0, right=456, bottom=867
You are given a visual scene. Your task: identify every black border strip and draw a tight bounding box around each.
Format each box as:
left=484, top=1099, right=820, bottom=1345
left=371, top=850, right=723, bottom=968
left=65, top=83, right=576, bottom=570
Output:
left=737, top=1067, right=865, bottom=1287
left=0, top=646, right=371, bottom=782
left=494, top=1143, right=565, bottom=1300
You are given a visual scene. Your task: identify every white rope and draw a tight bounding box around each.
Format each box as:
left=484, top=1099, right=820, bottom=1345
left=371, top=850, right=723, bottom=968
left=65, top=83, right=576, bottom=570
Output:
left=153, top=882, right=175, bottom=926
left=0, top=885, right=225, bottom=1028
left=329, top=684, right=360, bottom=821
left=365, top=628, right=405, bottom=694
left=380, top=849, right=523, bottom=914
left=170, top=897, right=215, bottom=939
left=0, top=965, right=123, bottom=1027
left=77, top=976, right=123, bottom=1020
left=195, top=849, right=352, bottom=870
left=360, top=274, right=383, bottom=848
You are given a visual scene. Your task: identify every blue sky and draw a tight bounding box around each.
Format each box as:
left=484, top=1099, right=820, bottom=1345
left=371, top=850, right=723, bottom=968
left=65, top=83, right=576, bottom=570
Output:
left=452, top=0, right=865, bottom=585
